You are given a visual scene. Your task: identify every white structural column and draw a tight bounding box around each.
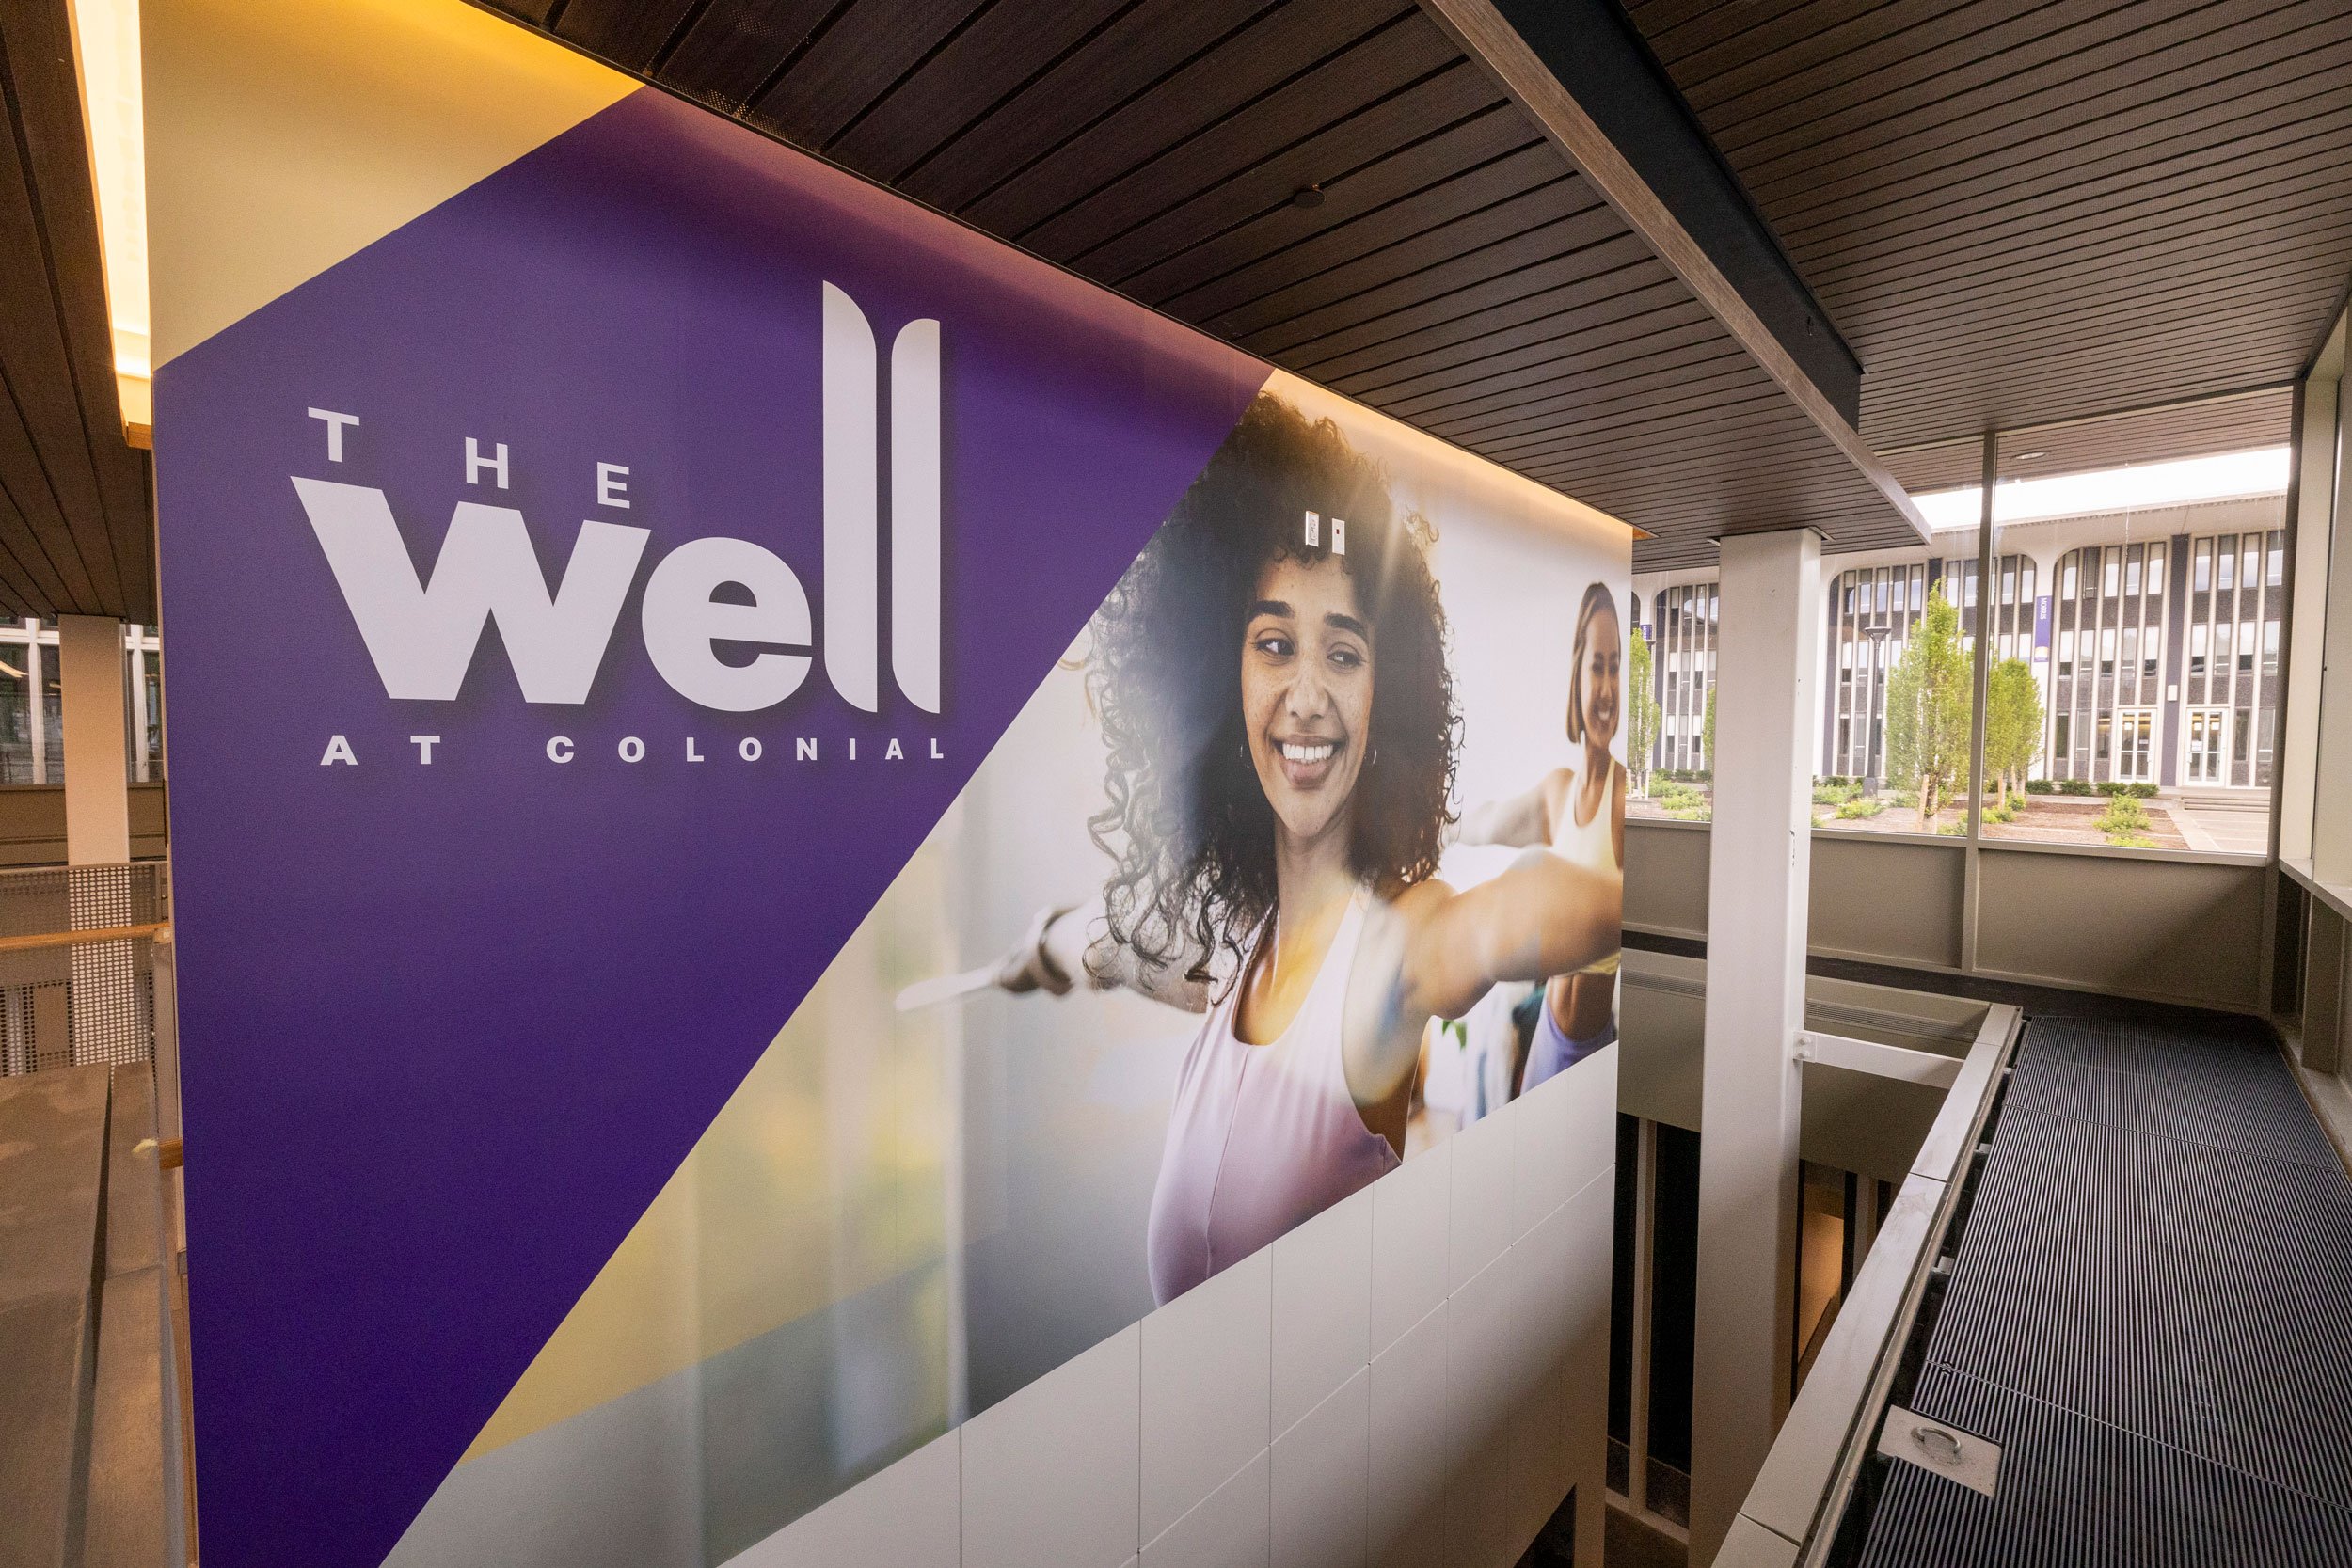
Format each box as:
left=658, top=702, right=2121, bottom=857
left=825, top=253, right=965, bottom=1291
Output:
left=1690, top=529, right=1822, bottom=1563
left=2313, top=342, right=2352, bottom=887
left=60, top=615, right=135, bottom=1067
left=60, top=615, right=133, bottom=863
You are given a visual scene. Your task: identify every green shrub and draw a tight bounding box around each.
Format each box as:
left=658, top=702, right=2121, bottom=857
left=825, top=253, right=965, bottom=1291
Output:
left=2127, top=782, right=2157, bottom=799
left=2095, top=796, right=2151, bottom=839
left=1985, top=799, right=2018, bottom=824
left=1834, top=795, right=1886, bottom=820
left=2107, top=833, right=2157, bottom=848
left=2025, top=778, right=2054, bottom=795
left=1935, top=821, right=1965, bottom=836
left=1813, top=781, right=1860, bottom=806
left=2058, top=778, right=2092, bottom=796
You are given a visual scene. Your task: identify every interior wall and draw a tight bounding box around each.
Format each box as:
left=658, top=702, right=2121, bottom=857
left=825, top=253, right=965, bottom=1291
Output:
left=731, top=1052, right=1620, bottom=1568
left=1627, top=820, right=2269, bottom=1012
left=1809, top=837, right=1964, bottom=970
left=1974, top=848, right=2265, bottom=1009
left=1624, top=821, right=1708, bottom=939
left=1617, top=953, right=1971, bottom=1185
left=0, top=784, right=167, bottom=867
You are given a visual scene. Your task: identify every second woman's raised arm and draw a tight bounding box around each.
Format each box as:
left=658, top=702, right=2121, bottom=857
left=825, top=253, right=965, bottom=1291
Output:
left=1393, top=849, right=1621, bottom=1024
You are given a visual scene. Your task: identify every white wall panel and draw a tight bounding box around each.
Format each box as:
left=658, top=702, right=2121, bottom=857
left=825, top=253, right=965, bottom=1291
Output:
left=1141, top=1250, right=1271, bottom=1543
left=1561, top=1170, right=1615, bottom=1568
left=729, top=1431, right=960, bottom=1568
left=1140, top=1449, right=1268, bottom=1568
left=1270, top=1187, right=1373, bottom=1436
left=1366, top=1302, right=1451, bottom=1568
left=1515, top=1048, right=1618, bottom=1236
left=1270, top=1370, right=1369, bottom=1568
left=1370, top=1139, right=1452, bottom=1358
left=731, top=1046, right=1619, bottom=1568
left=961, top=1325, right=1140, bottom=1568
left=1449, top=1100, right=1518, bottom=1292
left=1447, top=1248, right=1523, bottom=1568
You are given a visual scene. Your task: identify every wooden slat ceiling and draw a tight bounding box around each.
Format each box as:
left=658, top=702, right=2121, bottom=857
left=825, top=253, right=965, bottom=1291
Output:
left=1628, top=0, right=2352, bottom=457
left=0, top=1, right=151, bottom=622
left=481, top=0, right=1924, bottom=569
left=1884, top=386, right=2296, bottom=496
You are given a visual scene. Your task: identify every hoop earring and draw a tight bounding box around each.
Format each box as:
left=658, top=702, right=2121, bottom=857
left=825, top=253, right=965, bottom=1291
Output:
left=1238, top=739, right=1250, bottom=765
left=1369, top=745, right=1379, bottom=767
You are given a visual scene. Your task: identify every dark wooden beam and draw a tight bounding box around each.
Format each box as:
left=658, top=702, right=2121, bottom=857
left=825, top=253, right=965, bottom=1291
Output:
left=1422, top=0, right=1928, bottom=544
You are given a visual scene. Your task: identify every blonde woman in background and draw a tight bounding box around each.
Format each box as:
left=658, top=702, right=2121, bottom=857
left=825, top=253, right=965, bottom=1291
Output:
left=1455, top=581, right=1627, bottom=1092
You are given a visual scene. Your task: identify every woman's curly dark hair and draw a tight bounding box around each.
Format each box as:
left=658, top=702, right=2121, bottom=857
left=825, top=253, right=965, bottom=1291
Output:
left=1087, top=393, right=1459, bottom=984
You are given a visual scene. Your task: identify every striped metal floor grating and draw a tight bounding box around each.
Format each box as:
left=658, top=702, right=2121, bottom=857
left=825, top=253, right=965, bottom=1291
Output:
left=1857, top=1014, right=2352, bottom=1567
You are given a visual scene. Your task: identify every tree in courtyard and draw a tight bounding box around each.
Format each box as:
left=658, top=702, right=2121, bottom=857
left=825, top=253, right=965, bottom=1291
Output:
left=1984, top=657, right=2044, bottom=805
left=1883, top=585, right=1971, bottom=828
left=1702, top=681, right=1717, bottom=776
left=1626, top=625, right=1660, bottom=796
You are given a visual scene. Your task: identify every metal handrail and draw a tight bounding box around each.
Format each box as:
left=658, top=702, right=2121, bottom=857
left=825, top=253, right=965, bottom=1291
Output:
left=1716, top=1001, right=2024, bottom=1567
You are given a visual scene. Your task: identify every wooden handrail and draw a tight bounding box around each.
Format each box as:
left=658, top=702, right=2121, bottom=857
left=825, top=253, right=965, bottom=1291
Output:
left=0, top=921, right=168, bottom=954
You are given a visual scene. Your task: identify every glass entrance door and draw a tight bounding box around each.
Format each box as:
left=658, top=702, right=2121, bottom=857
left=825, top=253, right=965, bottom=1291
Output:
left=2114, top=707, right=2155, bottom=783
left=2185, top=706, right=2228, bottom=784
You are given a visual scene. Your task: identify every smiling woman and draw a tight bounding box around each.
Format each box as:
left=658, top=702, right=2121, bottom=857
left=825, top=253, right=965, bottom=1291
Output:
left=993, top=393, right=1624, bottom=1304
left=1085, top=392, right=1456, bottom=985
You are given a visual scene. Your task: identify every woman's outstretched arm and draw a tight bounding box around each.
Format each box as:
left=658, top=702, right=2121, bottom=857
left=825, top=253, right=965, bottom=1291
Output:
left=993, top=898, right=1213, bottom=1014
left=1453, top=772, right=1562, bottom=848
left=1393, top=849, right=1621, bottom=1024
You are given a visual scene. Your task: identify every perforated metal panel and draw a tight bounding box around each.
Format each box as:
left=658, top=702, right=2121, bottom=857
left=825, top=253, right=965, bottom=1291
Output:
left=0, top=863, right=162, bottom=1075
left=1857, top=1014, right=2352, bottom=1565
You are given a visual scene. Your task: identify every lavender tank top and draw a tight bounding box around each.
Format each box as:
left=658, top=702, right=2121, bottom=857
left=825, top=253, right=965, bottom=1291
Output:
left=1146, top=891, right=1403, bottom=1305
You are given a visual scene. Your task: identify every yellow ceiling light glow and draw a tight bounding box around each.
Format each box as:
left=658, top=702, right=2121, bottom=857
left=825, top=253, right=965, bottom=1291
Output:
left=66, top=0, right=150, bottom=436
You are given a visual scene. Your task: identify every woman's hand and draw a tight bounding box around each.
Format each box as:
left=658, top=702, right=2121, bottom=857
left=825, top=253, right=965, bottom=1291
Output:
left=993, top=904, right=1075, bottom=995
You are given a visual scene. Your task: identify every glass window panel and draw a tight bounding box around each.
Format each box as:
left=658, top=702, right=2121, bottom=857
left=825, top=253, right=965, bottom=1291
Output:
left=142, top=650, right=163, bottom=778
left=38, top=640, right=60, bottom=785
left=0, top=641, right=30, bottom=784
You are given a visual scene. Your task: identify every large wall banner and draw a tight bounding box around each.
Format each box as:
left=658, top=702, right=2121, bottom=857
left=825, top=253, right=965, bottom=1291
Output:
left=150, top=4, right=1633, bottom=1566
